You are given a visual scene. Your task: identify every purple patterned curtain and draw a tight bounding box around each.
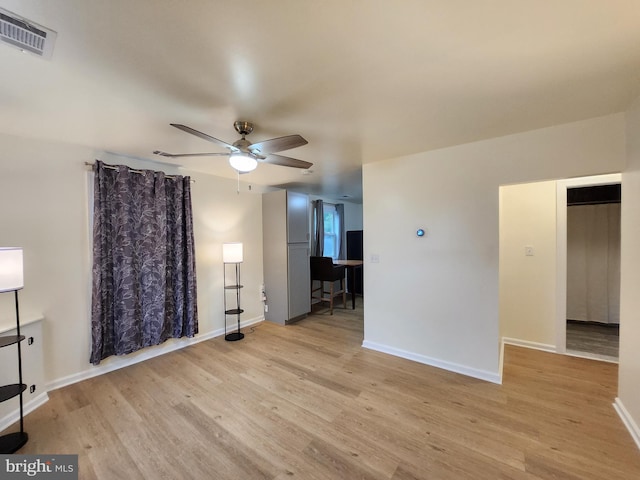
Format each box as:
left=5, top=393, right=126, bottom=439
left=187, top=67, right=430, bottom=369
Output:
left=90, top=161, right=198, bottom=365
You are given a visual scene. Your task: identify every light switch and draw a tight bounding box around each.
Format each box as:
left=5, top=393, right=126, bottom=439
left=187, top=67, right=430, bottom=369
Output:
left=525, top=246, right=534, bottom=256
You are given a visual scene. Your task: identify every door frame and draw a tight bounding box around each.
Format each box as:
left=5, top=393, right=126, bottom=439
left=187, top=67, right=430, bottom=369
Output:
left=555, top=173, right=621, bottom=354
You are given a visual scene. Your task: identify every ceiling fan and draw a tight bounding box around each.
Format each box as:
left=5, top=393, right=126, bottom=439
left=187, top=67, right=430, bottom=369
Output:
left=154, top=121, right=312, bottom=173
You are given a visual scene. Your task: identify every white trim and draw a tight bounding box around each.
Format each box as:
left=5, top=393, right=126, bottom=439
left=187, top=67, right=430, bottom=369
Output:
left=0, top=391, right=49, bottom=432
left=502, top=336, right=556, bottom=353
left=503, top=336, right=618, bottom=363
left=362, top=340, right=501, bottom=384
left=498, top=333, right=505, bottom=381
left=613, top=397, right=640, bottom=451
left=564, top=349, right=618, bottom=364
left=0, top=315, right=44, bottom=335
left=556, top=180, right=568, bottom=353
left=46, top=316, right=264, bottom=392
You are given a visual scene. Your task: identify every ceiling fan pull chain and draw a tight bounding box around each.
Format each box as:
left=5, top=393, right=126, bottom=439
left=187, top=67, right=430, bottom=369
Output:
left=237, top=169, right=240, bottom=194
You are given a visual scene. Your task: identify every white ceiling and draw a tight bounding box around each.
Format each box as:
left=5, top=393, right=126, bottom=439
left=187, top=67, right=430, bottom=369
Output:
left=1, top=1, right=640, bottom=203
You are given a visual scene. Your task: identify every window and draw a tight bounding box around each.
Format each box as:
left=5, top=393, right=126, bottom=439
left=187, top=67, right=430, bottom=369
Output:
left=323, top=203, right=341, bottom=260
left=312, top=200, right=344, bottom=260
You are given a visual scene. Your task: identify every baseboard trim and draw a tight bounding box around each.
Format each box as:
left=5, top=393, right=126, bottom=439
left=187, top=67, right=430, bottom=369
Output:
left=361, top=340, right=501, bottom=384
left=0, top=391, right=49, bottom=432
left=502, top=337, right=619, bottom=364
left=46, top=316, right=264, bottom=392
left=613, top=397, right=640, bottom=451
left=502, top=337, right=556, bottom=353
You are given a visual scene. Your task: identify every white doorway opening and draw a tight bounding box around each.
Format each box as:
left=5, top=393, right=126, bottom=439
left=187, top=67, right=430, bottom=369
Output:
left=556, top=173, right=621, bottom=361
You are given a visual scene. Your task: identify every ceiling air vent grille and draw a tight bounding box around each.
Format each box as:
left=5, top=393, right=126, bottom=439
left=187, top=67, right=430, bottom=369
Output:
left=0, top=8, right=56, bottom=59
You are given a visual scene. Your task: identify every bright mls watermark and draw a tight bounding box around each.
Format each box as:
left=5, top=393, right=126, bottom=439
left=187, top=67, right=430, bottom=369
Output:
left=0, top=455, right=78, bottom=479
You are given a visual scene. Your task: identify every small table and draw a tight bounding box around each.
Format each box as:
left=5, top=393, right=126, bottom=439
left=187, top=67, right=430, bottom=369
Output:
left=333, top=259, right=363, bottom=309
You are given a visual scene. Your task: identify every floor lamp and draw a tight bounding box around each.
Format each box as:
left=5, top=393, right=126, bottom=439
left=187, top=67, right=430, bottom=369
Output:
left=0, top=247, right=28, bottom=453
left=223, top=242, right=245, bottom=341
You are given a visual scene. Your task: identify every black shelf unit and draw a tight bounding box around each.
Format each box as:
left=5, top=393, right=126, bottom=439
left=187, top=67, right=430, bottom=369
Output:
left=0, top=335, right=24, bottom=349
left=0, top=291, right=28, bottom=453
left=224, top=267, right=245, bottom=342
left=0, top=384, right=27, bottom=403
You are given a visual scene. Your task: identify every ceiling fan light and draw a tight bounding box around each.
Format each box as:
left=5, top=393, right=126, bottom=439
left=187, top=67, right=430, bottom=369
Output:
left=229, top=154, right=258, bottom=172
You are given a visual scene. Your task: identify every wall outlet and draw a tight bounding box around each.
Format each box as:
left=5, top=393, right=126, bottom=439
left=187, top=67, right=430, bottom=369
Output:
left=370, top=254, right=380, bottom=263
left=265, top=304, right=268, bottom=312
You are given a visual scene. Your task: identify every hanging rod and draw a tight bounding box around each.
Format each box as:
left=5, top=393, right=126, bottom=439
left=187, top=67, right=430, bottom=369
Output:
left=84, top=161, right=194, bottom=182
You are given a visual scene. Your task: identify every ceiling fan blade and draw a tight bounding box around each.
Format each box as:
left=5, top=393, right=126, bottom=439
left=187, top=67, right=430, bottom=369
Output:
left=170, top=124, right=237, bottom=151
left=262, top=153, right=313, bottom=169
left=154, top=150, right=229, bottom=158
left=249, top=135, right=308, bottom=155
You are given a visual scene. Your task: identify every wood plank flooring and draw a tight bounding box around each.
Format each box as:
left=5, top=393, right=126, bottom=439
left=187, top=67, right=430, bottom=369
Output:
left=4, top=299, right=639, bottom=479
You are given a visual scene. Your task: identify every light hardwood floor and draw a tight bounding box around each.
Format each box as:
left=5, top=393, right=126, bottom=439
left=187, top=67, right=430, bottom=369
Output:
left=4, top=299, right=640, bottom=479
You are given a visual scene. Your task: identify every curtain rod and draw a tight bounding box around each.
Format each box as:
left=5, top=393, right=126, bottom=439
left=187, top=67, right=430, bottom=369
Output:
left=84, top=161, right=194, bottom=182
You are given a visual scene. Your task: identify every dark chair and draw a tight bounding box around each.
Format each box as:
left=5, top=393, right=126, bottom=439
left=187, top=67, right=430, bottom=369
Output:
left=310, top=256, right=346, bottom=315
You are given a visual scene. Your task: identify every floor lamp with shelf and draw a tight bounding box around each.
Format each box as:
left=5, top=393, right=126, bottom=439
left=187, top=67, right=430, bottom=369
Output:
left=0, top=247, right=28, bottom=454
left=223, top=242, right=245, bottom=342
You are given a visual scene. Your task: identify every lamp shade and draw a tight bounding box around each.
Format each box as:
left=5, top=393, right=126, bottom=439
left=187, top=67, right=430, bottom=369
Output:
left=229, top=154, right=258, bottom=173
left=223, top=243, right=243, bottom=263
left=0, top=247, right=23, bottom=292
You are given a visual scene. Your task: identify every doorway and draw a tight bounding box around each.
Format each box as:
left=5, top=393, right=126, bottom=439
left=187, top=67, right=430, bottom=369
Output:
left=555, top=174, right=621, bottom=362
left=565, top=184, right=620, bottom=361
left=499, top=173, right=621, bottom=365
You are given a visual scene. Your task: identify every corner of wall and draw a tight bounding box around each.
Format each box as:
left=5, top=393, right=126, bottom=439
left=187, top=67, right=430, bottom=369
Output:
left=613, top=397, right=640, bottom=451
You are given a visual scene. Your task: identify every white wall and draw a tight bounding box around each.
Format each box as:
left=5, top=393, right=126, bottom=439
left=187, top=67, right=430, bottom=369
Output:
left=619, top=95, right=640, bottom=443
left=0, top=133, right=264, bottom=389
left=363, top=113, right=626, bottom=383
left=499, top=180, right=557, bottom=349
left=342, top=201, right=364, bottom=232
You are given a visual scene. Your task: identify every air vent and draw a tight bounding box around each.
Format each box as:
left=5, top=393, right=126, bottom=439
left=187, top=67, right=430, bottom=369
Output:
left=0, top=7, right=56, bottom=59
